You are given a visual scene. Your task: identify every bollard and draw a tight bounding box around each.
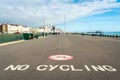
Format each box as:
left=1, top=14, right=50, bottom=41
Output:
left=116, top=35, right=118, bottom=38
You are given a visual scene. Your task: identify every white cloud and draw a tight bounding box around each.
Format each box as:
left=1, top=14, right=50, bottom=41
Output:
left=0, top=0, right=120, bottom=27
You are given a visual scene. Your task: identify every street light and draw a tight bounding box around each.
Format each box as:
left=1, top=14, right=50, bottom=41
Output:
left=43, top=17, right=45, bottom=37
left=64, top=15, right=66, bottom=34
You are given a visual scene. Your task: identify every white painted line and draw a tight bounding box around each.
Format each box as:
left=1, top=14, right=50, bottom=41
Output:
left=0, top=40, right=25, bottom=46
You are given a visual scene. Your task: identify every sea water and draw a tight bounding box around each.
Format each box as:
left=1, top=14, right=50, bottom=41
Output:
left=103, top=32, right=120, bottom=36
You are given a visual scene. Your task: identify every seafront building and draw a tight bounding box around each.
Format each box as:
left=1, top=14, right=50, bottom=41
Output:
left=39, top=26, right=52, bottom=33
left=30, top=28, right=40, bottom=33
left=0, top=23, right=63, bottom=34
left=0, top=23, right=30, bottom=34
left=39, top=25, right=63, bottom=33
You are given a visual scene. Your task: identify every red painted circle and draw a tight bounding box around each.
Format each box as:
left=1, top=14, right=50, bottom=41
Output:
left=48, top=55, right=73, bottom=61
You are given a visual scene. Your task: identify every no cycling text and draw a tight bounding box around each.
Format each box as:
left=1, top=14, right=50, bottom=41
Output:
left=1, top=64, right=120, bottom=72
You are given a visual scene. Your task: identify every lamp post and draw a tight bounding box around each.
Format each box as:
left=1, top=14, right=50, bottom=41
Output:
left=64, top=15, right=66, bottom=34
left=43, top=17, right=45, bottom=37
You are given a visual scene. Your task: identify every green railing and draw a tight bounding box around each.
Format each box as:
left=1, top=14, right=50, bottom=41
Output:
left=0, top=33, right=52, bottom=44
left=0, top=34, right=24, bottom=44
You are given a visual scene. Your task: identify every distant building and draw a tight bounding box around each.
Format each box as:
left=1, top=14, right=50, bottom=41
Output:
left=22, top=26, right=31, bottom=33
left=55, top=28, right=63, bottom=33
left=0, top=23, right=30, bottom=34
left=0, top=23, right=8, bottom=33
left=0, top=23, right=16, bottom=33
left=30, top=28, right=40, bottom=33
left=39, top=25, right=63, bottom=33
left=39, top=26, right=51, bottom=33
left=0, top=23, right=63, bottom=34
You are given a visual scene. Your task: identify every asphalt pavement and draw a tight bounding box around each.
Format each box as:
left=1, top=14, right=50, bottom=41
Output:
left=0, top=34, right=120, bottom=80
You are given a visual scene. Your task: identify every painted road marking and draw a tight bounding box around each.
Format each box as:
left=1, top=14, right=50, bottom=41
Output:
left=0, top=40, right=25, bottom=46
left=4, top=65, right=30, bottom=71
left=3, top=64, right=117, bottom=72
left=48, top=55, right=73, bottom=61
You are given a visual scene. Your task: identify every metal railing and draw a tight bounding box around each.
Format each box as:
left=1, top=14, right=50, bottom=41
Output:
left=0, top=34, right=24, bottom=44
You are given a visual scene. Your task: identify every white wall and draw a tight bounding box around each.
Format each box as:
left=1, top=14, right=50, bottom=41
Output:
left=7, top=24, right=18, bottom=33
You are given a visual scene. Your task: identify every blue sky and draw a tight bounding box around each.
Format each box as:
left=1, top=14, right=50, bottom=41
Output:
left=0, top=0, right=120, bottom=32
left=65, top=9, right=120, bottom=32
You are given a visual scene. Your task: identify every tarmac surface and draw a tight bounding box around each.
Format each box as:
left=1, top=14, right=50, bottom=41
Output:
left=0, top=34, right=120, bottom=80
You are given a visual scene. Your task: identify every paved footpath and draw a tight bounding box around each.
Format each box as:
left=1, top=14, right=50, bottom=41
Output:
left=0, top=34, right=120, bottom=80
